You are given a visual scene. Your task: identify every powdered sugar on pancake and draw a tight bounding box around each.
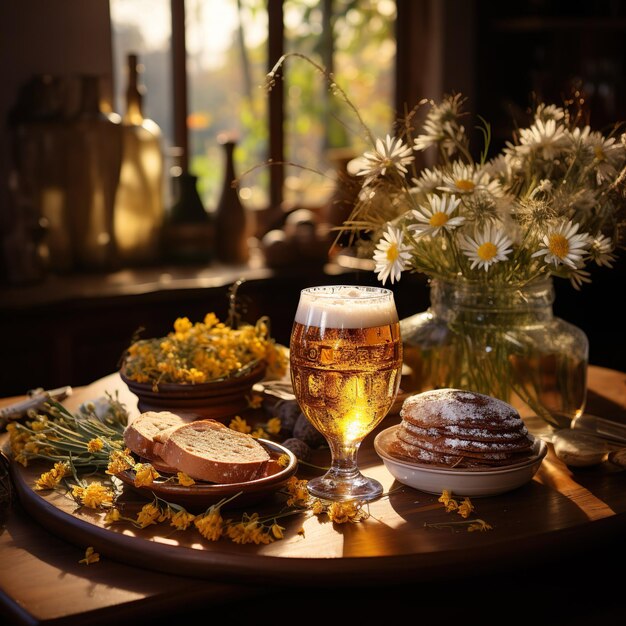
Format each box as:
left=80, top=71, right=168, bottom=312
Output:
left=401, top=388, right=523, bottom=428
left=403, top=422, right=530, bottom=443
left=391, top=388, right=534, bottom=469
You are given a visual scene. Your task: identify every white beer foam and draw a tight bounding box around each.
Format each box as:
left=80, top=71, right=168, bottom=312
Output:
left=295, top=285, right=398, bottom=328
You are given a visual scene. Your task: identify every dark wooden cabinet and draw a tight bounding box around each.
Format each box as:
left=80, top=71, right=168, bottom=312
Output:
left=0, top=263, right=430, bottom=397
left=474, top=1, right=626, bottom=147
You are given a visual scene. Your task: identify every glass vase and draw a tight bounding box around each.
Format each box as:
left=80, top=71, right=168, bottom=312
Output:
left=400, top=277, right=588, bottom=433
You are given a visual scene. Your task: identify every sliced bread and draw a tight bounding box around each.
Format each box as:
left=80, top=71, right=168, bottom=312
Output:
left=158, top=419, right=271, bottom=484
left=123, top=411, right=188, bottom=460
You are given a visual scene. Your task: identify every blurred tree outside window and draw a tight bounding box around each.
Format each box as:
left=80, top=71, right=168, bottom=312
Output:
left=109, top=0, right=395, bottom=219
left=283, top=0, right=395, bottom=208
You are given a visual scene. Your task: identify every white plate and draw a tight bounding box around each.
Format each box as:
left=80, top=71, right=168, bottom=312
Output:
left=374, top=425, right=548, bottom=497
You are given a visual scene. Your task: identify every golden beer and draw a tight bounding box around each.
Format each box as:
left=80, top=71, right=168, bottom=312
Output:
left=290, top=322, right=402, bottom=445
left=290, top=285, right=402, bottom=501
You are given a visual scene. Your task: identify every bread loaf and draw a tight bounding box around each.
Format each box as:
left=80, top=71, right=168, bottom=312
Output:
left=123, top=411, right=188, bottom=460
left=158, top=419, right=271, bottom=483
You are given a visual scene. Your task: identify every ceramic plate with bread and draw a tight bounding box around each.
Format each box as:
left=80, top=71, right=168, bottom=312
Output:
left=116, top=410, right=297, bottom=509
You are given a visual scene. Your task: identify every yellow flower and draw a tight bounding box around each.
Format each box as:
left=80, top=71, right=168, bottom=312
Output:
left=457, top=497, right=475, bottom=519
left=247, top=393, right=263, bottom=409
left=226, top=515, right=273, bottom=545
left=445, top=499, right=459, bottom=513
left=229, top=416, right=251, bottom=434
left=271, top=522, right=285, bottom=539
left=311, top=499, right=326, bottom=516
left=173, top=316, right=193, bottom=334
left=87, top=438, right=104, bottom=453
left=285, top=476, right=309, bottom=507
left=177, top=472, right=195, bottom=486
left=34, top=461, right=69, bottom=490
left=79, top=546, right=100, bottom=565
left=81, top=482, right=115, bottom=509
left=133, top=463, right=160, bottom=488
left=438, top=489, right=453, bottom=506
left=439, top=489, right=459, bottom=512
left=194, top=509, right=224, bottom=541
left=170, top=509, right=196, bottom=530
left=277, top=454, right=290, bottom=468
left=327, top=501, right=368, bottom=524
left=72, top=485, right=85, bottom=500
left=104, top=508, right=122, bottom=525
left=250, top=427, right=267, bottom=439
left=106, top=449, right=134, bottom=475
left=203, top=312, right=219, bottom=327
left=136, top=502, right=161, bottom=528
left=266, top=417, right=281, bottom=436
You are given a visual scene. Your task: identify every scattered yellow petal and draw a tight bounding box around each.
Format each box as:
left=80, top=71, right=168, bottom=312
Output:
left=457, top=497, right=475, bottom=519
left=229, top=415, right=251, bottom=434
left=79, top=546, right=100, bottom=565
left=177, top=472, right=196, bottom=486
left=133, top=463, right=160, bottom=488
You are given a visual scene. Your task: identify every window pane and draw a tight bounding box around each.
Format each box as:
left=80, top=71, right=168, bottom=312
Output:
left=109, top=0, right=174, bottom=196
left=185, top=0, right=269, bottom=211
left=283, top=0, right=396, bottom=208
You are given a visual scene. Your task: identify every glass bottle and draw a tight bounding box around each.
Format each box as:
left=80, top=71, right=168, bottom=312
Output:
left=7, top=74, right=70, bottom=276
left=400, top=277, right=588, bottom=434
left=64, top=75, right=122, bottom=271
left=214, top=134, right=249, bottom=265
left=163, top=170, right=213, bottom=264
left=113, top=53, right=165, bottom=265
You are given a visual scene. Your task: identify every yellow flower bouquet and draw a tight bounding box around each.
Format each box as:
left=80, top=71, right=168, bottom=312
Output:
left=118, top=281, right=288, bottom=420
left=121, top=312, right=287, bottom=388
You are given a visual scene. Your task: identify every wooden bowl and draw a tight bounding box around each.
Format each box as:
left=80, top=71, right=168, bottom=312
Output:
left=119, top=363, right=267, bottom=422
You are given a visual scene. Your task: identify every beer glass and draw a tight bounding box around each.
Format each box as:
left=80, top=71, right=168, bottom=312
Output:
left=290, top=285, right=402, bottom=501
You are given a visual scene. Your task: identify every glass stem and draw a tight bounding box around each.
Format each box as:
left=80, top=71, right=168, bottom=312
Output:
left=328, top=440, right=361, bottom=479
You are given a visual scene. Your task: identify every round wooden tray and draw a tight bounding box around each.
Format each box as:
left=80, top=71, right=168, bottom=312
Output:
left=6, top=370, right=626, bottom=586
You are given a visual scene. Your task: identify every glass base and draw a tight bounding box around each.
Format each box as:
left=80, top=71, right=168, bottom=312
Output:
left=307, top=469, right=383, bottom=502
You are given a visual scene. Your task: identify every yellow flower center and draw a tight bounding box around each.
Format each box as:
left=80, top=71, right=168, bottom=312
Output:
left=477, top=242, right=498, bottom=261
left=386, top=243, right=400, bottom=262
left=593, top=146, right=606, bottom=161
left=548, top=233, right=570, bottom=259
left=429, top=212, right=449, bottom=228
left=455, top=178, right=475, bottom=191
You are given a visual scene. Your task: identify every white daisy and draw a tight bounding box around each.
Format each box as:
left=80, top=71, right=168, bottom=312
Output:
left=531, top=220, right=592, bottom=269
left=408, top=194, right=464, bottom=238
left=459, top=224, right=513, bottom=271
left=411, top=167, right=443, bottom=194
left=438, top=162, right=504, bottom=197
left=535, top=103, right=566, bottom=123
left=585, top=131, right=625, bottom=183
left=372, top=226, right=412, bottom=285
left=413, top=94, right=466, bottom=155
left=517, top=118, right=568, bottom=160
left=589, top=234, right=616, bottom=267
left=568, top=267, right=592, bottom=291
left=356, top=134, right=414, bottom=186
left=484, top=154, right=513, bottom=185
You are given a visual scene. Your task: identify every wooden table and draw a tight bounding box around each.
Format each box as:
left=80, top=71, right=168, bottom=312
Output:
left=2, top=366, right=626, bottom=625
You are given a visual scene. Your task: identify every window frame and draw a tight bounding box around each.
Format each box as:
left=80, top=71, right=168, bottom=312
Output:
left=168, top=0, right=404, bottom=213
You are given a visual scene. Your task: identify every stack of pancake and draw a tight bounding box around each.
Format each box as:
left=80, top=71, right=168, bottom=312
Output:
left=389, top=388, right=535, bottom=469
